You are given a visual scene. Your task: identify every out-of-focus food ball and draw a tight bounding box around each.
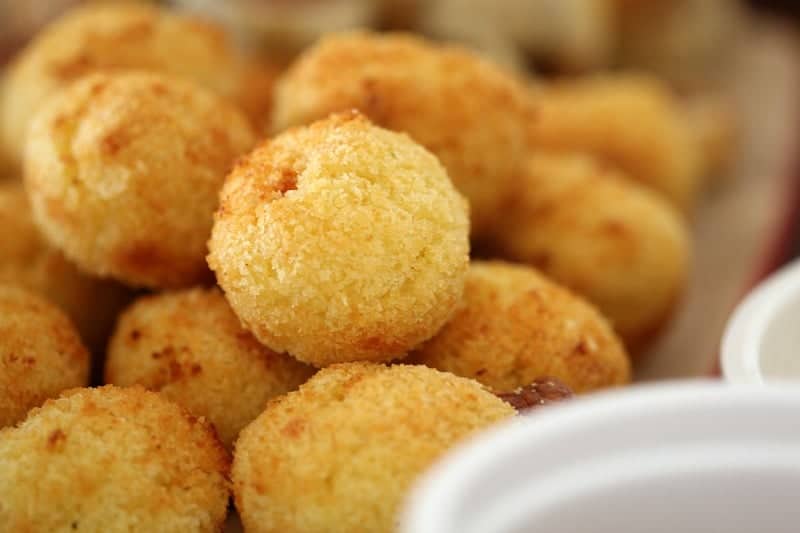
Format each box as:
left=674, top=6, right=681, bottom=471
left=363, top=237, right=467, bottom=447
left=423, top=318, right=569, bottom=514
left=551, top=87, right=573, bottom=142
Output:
left=530, top=75, right=702, bottom=212
left=0, top=1, right=268, bottom=166
left=0, top=385, right=229, bottom=531
left=409, top=261, right=630, bottom=393
left=685, top=93, right=739, bottom=187
left=105, top=288, right=315, bottom=449
left=209, top=111, right=469, bottom=367
left=0, top=182, right=130, bottom=352
left=493, top=152, right=690, bottom=352
left=25, top=71, right=255, bottom=289
left=271, top=31, right=536, bottom=237
left=233, top=362, right=514, bottom=533
left=0, top=285, right=89, bottom=428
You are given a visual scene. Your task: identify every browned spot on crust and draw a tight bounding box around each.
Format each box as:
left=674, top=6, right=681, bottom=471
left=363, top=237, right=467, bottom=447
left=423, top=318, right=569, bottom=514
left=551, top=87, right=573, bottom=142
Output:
left=46, top=429, right=67, bottom=450
left=281, top=418, right=305, bottom=438
left=275, top=168, right=297, bottom=194
left=497, top=377, right=573, bottom=412
left=190, top=363, right=203, bottom=376
left=114, top=19, right=155, bottom=42
left=50, top=53, right=93, bottom=80
left=150, top=81, right=167, bottom=95
left=129, top=329, right=141, bottom=342
left=101, top=132, right=124, bottom=155
left=601, top=221, right=631, bottom=238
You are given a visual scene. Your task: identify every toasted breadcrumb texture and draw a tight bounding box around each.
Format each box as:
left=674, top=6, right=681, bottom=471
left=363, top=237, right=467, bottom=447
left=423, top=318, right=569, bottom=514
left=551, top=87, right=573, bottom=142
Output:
left=24, top=71, right=255, bottom=289
left=410, top=261, right=631, bottom=393
left=0, top=182, right=130, bottom=352
left=106, top=287, right=315, bottom=449
left=0, top=385, right=229, bottom=532
left=0, top=284, right=89, bottom=428
left=530, top=75, right=701, bottom=212
left=233, top=362, right=514, bottom=533
left=1, top=1, right=264, bottom=166
left=209, top=111, right=470, bottom=366
left=272, top=31, right=537, bottom=237
left=494, top=152, right=690, bottom=352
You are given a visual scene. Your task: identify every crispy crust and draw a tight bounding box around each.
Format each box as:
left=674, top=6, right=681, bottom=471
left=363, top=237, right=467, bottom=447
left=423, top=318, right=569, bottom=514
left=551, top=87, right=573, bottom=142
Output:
left=233, top=363, right=514, bottom=533
left=0, top=385, right=230, bottom=532
left=106, top=287, right=315, bottom=448
left=410, top=261, right=631, bottom=393
left=208, top=111, right=470, bottom=366
left=0, top=285, right=89, bottom=428
left=272, top=31, right=536, bottom=237
left=24, top=71, right=255, bottom=288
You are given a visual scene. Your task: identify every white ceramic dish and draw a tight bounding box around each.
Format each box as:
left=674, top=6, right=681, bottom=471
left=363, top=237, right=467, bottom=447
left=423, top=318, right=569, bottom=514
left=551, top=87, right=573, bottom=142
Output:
left=401, top=382, right=800, bottom=533
left=722, top=258, right=800, bottom=383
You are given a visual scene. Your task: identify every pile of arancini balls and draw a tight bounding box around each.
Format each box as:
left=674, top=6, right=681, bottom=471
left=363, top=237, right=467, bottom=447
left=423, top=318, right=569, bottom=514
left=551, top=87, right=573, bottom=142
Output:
left=0, top=3, right=730, bottom=532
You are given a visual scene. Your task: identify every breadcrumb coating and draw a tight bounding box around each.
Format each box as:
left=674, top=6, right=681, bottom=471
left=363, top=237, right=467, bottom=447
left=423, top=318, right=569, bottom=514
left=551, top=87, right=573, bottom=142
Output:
left=0, top=182, right=130, bottom=352
left=233, top=362, right=514, bottom=533
left=25, top=71, right=255, bottom=289
left=493, top=152, right=690, bottom=351
left=208, top=111, right=470, bottom=366
left=410, top=261, right=631, bottom=393
left=530, top=75, right=701, bottom=212
left=0, top=1, right=267, bottom=166
left=106, top=288, right=315, bottom=449
left=0, top=285, right=89, bottom=428
left=0, top=385, right=230, bottom=532
left=271, top=31, right=536, bottom=237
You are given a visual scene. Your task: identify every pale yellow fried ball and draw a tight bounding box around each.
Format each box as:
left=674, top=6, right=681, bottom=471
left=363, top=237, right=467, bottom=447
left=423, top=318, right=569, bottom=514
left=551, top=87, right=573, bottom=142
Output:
left=0, top=285, right=89, bottom=428
left=530, top=75, right=702, bottom=212
left=271, top=31, right=536, bottom=237
left=0, top=182, right=130, bottom=352
left=0, top=1, right=269, bottom=167
left=105, top=287, right=315, bottom=449
left=25, top=71, right=255, bottom=289
left=493, top=152, right=690, bottom=352
left=208, top=111, right=469, bottom=367
left=409, top=261, right=630, bottom=393
left=0, top=385, right=229, bottom=532
left=233, top=362, right=514, bottom=533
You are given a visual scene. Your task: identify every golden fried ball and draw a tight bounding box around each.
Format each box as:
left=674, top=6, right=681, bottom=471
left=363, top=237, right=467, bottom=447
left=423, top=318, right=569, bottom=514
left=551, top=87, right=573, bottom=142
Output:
left=0, top=182, right=130, bottom=352
left=0, top=2, right=268, bottom=166
left=0, top=285, right=89, bottom=428
left=209, top=111, right=469, bottom=367
left=25, top=71, right=255, bottom=289
left=493, top=152, right=690, bottom=351
left=271, top=31, right=536, bottom=237
left=233, top=362, right=514, bottom=533
left=409, top=261, right=630, bottom=393
left=105, top=288, right=315, bottom=449
left=530, top=75, right=701, bottom=212
left=0, top=385, right=229, bottom=531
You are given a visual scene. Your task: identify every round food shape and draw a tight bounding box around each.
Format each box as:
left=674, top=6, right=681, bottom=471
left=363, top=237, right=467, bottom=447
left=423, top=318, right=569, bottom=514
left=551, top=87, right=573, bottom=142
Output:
left=530, top=75, right=701, bottom=212
left=105, top=287, right=315, bottom=448
left=25, top=71, right=255, bottom=289
left=0, top=284, right=89, bottom=428
left=271, top=31, right=536, bottom=237
left=208, top=111, right=470, bottom=366
left=0, top=1, right=267, bottom=166
left=233, top=362, right=515, bottom=533
left=0, top=182, right=130, bottom=352
left=410, top=261, right=631, bottom=393
left=493, top=152, right=690, bottom=352
left=0, top=385, right=229, bottom=532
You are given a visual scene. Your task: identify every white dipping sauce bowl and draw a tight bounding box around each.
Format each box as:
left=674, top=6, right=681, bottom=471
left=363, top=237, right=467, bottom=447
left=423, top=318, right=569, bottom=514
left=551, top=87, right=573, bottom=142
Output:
left=401, top=383, right=800, bottom=533
left=723, top=258, right=800, bottom=384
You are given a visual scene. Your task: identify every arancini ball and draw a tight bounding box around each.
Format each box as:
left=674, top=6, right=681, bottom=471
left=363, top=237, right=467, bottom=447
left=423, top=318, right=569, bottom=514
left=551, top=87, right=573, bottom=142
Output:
left=409, top=261, right=630, bottom=393
left=0, top=284, right=89, bottom=428
left=271, top=31, right=536, bottom=237
left=0, top=385, right=229, bottom=532
left=105, top=287, right=315, bottom=449
left=0, top=182, right=130, bottom=352
left=25, top=71, right=255, bottom=289
left=233, top=362, right=514, bottom=533
left=530, top=75, right=702, bottom=212
left=0, top=2, right=268, bottom=166
left=493, top=152, right=690, bottom=352
left=208, top=111, right=469, bottom=367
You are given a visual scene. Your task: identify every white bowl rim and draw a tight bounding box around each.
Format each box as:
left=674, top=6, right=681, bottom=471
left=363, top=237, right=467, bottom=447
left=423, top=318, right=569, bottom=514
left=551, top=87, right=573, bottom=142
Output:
left=722, top=258, right=800, bottom=384
left=400, top=381, right=800, bottom=533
